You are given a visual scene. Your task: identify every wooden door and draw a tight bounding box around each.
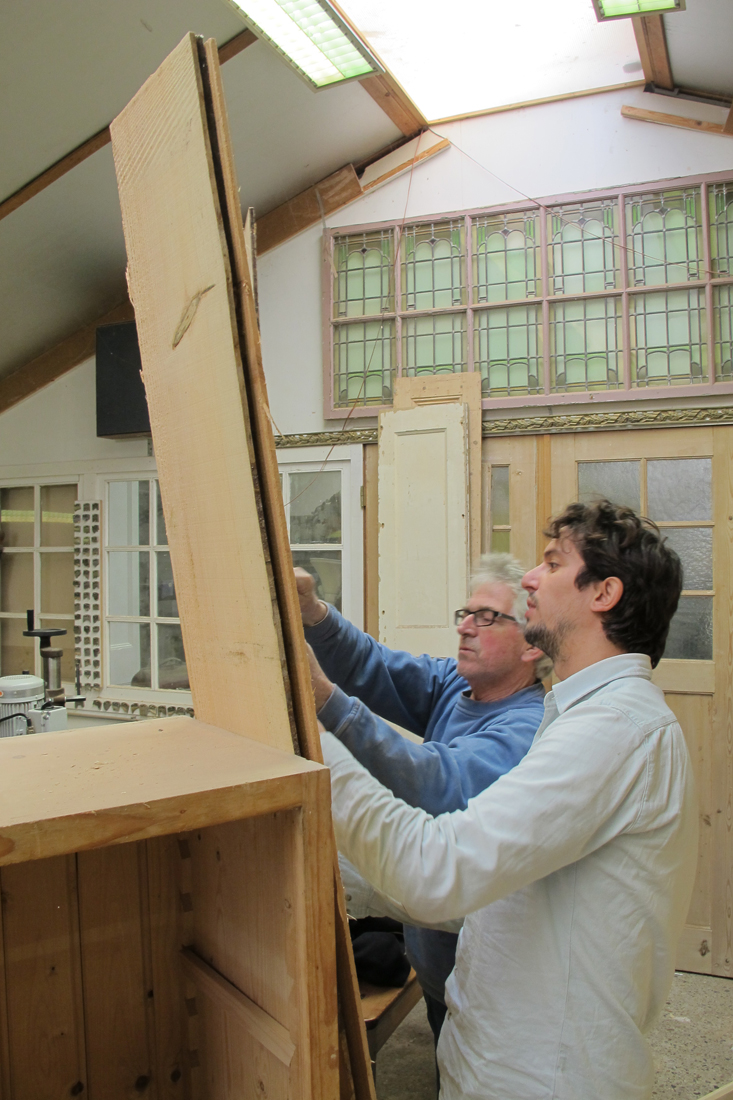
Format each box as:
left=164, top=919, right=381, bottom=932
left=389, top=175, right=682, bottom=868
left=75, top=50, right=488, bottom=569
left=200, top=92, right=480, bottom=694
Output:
left=484, top=425, right=733, bottom=978
left=379, top=402, right=469, bottom=656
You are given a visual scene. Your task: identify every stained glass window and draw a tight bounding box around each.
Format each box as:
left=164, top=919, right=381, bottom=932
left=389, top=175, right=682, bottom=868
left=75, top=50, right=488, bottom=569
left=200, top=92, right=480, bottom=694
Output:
left=333, top=321, right=395, bottom=406
left=709, top=182, right=733, bottom=277
left=626, top=189, right=703, bottom=286
left=473, top=213, right=540, bottom=303
left=714, top=285, right=733, bottom=380
left=630, top=289, right=706, bottom=387
left=401, top=221, right=466, bottom=311
left=475, top=306, right=542, bottom=396
left=549, top=200, right=619, bottom=295
left=550, top=298, right=622, bottom=391
left=333, top=231, right=393, bottom=318
left=403, top=314, right=467, bottom=376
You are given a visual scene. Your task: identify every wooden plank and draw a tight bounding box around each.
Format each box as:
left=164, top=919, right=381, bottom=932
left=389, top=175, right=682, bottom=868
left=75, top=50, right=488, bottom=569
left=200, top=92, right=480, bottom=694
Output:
left=202, top=37, right=321, bottom=762
left=360, top=972, right=423, bottom=1058
left=256, top=165, right=363, bottom=255
left=621, top=104, right=732, bottom=137
left=110, top=33, right=295, bottom=753
left=0, top=30, right=256, bottom=223
left=394, top=373, right=482, bottom=568
left=652, top=660, right=715, bottom=694
left=0, top=716, right=323, bottom=865
left=360, top=133, right=448, bottom=192
left=724, top=106, right=733, bottom=137
left=700, top=1082, right=733, bottom=1100
left=0, top=856, right=87, bottom=1098
left=181, top=948, right=295, bottom=1066
left=358, top=73, right=425, bottom=137
left=631, top=14, right=673, bottom=89
left=535, top=434, right=552, bottom=565
left=77, top=844, right=152, bottom=1099
left=0, top=298, right=133, bottom=415
left=146, top=835, right=190, bottom=1099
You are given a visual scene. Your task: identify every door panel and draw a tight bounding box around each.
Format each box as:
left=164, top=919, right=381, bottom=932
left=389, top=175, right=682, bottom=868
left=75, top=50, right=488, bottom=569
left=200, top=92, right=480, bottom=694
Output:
left=484, top=424, right=732, bottom=977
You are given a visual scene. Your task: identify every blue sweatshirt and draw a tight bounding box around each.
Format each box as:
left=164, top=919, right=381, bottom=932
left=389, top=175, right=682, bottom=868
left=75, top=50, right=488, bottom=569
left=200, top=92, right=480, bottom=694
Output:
left=306, top=606, right=545, bottom=1002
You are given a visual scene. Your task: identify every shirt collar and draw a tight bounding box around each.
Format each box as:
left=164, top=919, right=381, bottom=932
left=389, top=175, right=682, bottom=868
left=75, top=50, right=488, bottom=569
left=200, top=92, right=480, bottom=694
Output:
left=548, top=653, right=652, bottom=716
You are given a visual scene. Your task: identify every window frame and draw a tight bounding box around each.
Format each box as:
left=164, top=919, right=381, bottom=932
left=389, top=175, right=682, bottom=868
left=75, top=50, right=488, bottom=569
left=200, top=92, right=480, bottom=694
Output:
left=323, top=168, right=733, bottom=419
left=0, top=476, right=78, bottom=682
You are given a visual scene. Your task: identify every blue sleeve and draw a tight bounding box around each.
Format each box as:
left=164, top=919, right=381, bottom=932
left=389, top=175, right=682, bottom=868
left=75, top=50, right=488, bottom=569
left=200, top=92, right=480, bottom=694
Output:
left=319, top=684, right=543, bottom=815
left=305, top=606, right=459, bottom=738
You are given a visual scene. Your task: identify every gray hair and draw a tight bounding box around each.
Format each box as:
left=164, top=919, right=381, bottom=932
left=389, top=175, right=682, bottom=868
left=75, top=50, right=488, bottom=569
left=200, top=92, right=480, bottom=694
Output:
left=470, top=553, right=554, bottom=681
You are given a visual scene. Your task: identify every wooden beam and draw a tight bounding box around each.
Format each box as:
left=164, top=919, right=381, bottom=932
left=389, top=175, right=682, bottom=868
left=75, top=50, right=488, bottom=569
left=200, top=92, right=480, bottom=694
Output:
left=359, top=72, right=426, bottom=137
left=256, top=165, right=363, bottom=255
left=181, top=948, right=295, bottom=1066
left=632, top=14, right=673, bottom=90
left=0, top=29, right=257, bottom=224
left=0, top=298, right=133, bottom=416
left=621, top=104, right=733, bottom=137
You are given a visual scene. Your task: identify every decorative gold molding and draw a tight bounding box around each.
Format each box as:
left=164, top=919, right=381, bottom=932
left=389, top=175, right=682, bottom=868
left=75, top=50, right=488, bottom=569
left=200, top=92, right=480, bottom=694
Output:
left=275, top=429, right=378, bottom=447
left=482, top=405, right=733, bottom=436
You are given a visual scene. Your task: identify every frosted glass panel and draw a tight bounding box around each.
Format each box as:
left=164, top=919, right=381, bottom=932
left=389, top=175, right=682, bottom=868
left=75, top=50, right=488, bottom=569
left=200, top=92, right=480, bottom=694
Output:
left=156, top=552, right=178, bottom=617
left=491, top=467, right=510, bottom=527
left=40, top=484, right=76, bottom=546
left=109, top=622, right=151, bottom=687
left=108, top=481, right=150, bottom=546
left=491, top=530, right=511, bottom=553
left=289, top=472, right=341, bottom=544
left=0, top=487, right=34, bottom=547
left=40, top=553, right=74, bottom=615
left=578, top=461, right=641, bottom=512
left=662, top=528, right=713, bottom=591
left=647, top=458, right=711, bottom=521
left=108, top=552, right=150, bottom=616
left=663, top=596, right=713, bottom=660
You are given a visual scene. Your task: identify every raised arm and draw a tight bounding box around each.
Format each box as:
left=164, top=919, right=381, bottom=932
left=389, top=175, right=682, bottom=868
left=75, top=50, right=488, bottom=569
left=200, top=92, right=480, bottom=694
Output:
left=296, top=568, right=457, bottom=736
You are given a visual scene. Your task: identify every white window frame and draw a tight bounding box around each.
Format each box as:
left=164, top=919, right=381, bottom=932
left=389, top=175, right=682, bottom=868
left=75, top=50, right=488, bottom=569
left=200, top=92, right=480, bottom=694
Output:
left=277, top=444, right=364, bottom=629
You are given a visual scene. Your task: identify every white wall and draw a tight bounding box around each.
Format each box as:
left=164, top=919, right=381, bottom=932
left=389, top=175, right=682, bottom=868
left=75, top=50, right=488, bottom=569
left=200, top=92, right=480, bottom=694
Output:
left=0, top=357, right=148, bottom=480
left=258, top=86, right=733, bottom=436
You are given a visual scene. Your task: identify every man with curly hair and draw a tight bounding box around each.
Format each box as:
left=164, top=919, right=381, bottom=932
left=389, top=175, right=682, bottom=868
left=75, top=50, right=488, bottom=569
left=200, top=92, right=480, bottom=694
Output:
left=321, top=501, right=697, bottom=1100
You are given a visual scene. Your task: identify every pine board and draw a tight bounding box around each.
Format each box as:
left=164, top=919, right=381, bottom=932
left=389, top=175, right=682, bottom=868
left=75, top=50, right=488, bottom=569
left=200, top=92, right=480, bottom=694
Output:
left=110, top=33, right=295, bottom=755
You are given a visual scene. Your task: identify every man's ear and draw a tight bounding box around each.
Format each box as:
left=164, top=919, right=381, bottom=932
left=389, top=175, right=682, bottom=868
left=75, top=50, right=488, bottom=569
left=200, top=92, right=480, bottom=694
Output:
left=520, top=645, right=545, bottom=664
left=590, top=576, right=624, bottom=614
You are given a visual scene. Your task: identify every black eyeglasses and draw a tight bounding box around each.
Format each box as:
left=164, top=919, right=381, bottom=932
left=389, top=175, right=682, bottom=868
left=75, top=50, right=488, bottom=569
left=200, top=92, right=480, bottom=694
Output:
left=454, top=607, right=518, bottom=628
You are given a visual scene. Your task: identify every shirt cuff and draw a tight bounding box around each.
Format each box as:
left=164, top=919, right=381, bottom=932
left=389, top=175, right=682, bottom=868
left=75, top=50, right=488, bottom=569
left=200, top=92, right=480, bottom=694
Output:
left=303, top=603, right=339, bottom=643
left=317, top=683, right=356, bottom=738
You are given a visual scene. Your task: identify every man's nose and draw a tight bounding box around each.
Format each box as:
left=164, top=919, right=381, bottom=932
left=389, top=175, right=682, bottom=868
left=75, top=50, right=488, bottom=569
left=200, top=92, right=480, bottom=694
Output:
left=456, top=614, right=476, bottom=635
left=522, top=564, right=541, bottom=590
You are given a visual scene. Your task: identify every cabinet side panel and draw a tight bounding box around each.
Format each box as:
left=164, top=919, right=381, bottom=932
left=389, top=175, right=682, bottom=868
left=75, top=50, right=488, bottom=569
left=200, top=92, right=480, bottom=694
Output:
left=1, top=856, right=86, bottom=1098
left=77, top=844, right=152, bottom=1099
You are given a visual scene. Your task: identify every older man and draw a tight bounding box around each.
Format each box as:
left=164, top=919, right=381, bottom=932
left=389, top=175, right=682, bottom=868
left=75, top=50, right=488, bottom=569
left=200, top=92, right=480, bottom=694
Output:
left=322, top=501, right=698, bottom=1100
left=297, top=553, right=549, bottom=1041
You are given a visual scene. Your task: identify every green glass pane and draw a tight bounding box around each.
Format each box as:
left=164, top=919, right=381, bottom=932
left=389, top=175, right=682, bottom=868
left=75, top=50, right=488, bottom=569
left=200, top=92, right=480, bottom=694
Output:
left=491, top=467, right=510, bottom=528
left=490, top=530, right=511, bottom=553
left=40, top=484, right=76, bottom=546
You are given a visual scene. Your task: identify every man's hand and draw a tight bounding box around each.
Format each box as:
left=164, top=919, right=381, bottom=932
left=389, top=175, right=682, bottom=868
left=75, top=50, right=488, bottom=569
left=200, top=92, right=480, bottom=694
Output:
left=306, top=643, right=335, bottom=712
left=295, top=567, right=328, bottom=626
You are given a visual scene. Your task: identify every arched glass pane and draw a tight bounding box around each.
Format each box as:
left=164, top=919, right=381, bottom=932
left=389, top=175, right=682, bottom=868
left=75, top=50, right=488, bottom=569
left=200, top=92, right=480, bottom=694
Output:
left=548, top=200, right=619, bottom=295
left=550, top=297, right=622, bottom=392
left=473, top=212, right=540, bottom=303
left=714, top=285, right=733, bottom=381
left=333, top=321, right=395, bottom=407
left=626, top=188, right=702, bottom=286
left=708, top=182, right=733, bottom=276
left=401, top=221, right=466, bottom=310
left=630, top=290, right=706, bottom=387
left=474, top=305, right=542, bottom=396
left=402, top=314, right=467, bottom=375
left=333, top=231, right=393, bottom=318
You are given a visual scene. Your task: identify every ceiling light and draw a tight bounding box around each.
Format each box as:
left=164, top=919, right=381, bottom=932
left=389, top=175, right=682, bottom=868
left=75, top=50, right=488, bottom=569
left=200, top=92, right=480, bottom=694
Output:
left=225, top=0, right=383, bottom=88
left=592, top=0, right=684, bottom=19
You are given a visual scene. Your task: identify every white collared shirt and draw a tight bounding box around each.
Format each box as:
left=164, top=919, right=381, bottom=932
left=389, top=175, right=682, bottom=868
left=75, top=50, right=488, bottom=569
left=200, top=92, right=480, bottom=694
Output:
left=323, top=653, right=698, bottom=1100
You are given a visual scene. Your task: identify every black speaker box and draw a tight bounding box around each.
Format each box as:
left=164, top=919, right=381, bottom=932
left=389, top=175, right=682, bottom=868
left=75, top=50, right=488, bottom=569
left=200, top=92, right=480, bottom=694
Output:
left=96, top=320, right=150, bottom=437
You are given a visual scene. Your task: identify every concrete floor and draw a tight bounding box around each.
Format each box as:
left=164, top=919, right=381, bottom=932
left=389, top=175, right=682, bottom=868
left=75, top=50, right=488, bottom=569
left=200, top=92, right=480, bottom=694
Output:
left=375, top=971, right=733, bottom=1100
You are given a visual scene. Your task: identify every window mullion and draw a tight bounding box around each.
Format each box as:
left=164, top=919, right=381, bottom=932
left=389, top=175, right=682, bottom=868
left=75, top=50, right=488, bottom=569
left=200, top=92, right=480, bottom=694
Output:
left=618, top=192, right=632, bottom=390
left=394, top=224, right=403, bottom=380
left=539, top=205, right=550, bottom=395
left=150, top=479, right=157, bottom=690
left=465, top=215, right=475, bottom=376
left=701, top=180, right=715, bottom=382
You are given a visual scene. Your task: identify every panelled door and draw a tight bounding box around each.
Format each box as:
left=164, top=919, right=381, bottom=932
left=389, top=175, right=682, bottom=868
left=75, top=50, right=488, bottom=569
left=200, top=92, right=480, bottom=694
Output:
left=484, top=425, right=733, bottom=978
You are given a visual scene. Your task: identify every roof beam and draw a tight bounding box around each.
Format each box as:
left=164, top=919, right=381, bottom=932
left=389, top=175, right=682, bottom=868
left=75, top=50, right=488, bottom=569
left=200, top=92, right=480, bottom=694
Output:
left=632, top=14, right=673, bottom=90
left=0, top=28, right=257, bottom=223
left=0, top=299, right=134, bottom=417
left=724, top=105, right=733, bottom=136
left=359, top=72, right=427, bottom=137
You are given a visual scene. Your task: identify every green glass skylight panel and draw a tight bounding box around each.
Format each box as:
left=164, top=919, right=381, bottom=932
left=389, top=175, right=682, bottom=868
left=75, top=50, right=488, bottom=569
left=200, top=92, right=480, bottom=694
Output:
left=226, top=0, right=381, bottom=88
left=593, top=0, right=684, bottom=19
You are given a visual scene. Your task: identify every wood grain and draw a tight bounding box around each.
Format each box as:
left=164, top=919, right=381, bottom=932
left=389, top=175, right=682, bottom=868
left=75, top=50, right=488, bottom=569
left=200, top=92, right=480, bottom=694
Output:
left=202, top=37, right=320, bottom=763
left=631, top=14, right=673, bottom=89
left=621, top=104, right=732, bottom=137
left=77, top=844, right=152, bottom=1099
left=0, top=856, right=87, bottom=1098
left=0, top=716, right=323, bottom=865
left=110, top=33, right=295, bottom=753
left=358, top=73, right=425, bottom=136
left=181, top=948, right=295, bottom=1065
left=256, top=165, right=363, bottom=255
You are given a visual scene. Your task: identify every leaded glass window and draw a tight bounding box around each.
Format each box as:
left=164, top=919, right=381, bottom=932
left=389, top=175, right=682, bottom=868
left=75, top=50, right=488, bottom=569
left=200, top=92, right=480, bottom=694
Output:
left=626, top=189, right=703, bottom=286
left=326, top=173, right=733, bottom=413
left=549, top=200, right=619, bottom=295
left=630, top=289, right=706, bottom=386
left=400, top=220, right=466, bottom=312
left=473, top=212, right=540, bottom=302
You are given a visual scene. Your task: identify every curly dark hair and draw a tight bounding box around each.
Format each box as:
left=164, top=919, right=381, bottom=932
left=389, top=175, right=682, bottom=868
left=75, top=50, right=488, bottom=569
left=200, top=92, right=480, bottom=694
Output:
left=546, top=500, right=683, bottom=668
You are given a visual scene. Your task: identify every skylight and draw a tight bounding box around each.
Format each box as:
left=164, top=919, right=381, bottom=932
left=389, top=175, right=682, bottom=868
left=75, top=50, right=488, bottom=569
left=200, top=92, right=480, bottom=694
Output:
left=338, top=0, right=642, bottom=122
left=225, top=0, right=382, bottom=88
left=593, top=0, right=684, bottom=19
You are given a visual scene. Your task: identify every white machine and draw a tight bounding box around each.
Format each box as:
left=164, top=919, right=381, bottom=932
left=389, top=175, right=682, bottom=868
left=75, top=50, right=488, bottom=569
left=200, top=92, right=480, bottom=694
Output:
left=0, top=673, right=46, bottom=737
left=0, top=610, right=86, bottom=737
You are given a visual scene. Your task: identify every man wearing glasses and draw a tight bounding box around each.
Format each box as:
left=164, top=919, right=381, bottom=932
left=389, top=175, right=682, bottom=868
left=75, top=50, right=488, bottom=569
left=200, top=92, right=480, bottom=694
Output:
left=296, top=553, right=550, bottom=1043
